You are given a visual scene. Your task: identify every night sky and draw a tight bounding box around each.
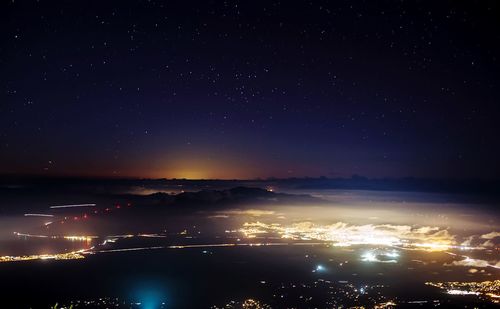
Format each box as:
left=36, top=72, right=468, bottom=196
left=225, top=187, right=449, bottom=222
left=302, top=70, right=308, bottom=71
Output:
left=1, top=1, right=499, bottom=179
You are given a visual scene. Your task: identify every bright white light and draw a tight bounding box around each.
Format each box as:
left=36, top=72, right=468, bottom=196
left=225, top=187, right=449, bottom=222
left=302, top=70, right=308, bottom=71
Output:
left=361, top=250, right=398, bottom=263
left=447, top=289, right=479, bottom=295
left=385, top=251, right=399, bottom=258
left=361, top=251, right=377, bottom=262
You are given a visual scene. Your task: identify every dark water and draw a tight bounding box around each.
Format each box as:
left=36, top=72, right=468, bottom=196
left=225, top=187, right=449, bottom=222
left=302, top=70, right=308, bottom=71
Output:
left=0, top=245, right=439, bottom=307
left=0, top=243, right=497, bottom=308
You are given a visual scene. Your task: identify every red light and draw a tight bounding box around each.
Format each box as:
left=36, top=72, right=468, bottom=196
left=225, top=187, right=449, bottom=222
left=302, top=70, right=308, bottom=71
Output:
left=116, top=205, right=121, bottom=209
left=73, top=216, right=78, bottom=220
left=105, top=208, right=110, bottom=211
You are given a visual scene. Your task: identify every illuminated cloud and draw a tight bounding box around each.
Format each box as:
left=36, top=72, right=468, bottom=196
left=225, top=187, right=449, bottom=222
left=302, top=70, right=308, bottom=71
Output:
left=411, top=259, right=428, bottom=265
left=218, top=209, right=276, bottom=217
left=480, top=232, right=500, bottom=239
left=240, top=221, right=455, bottom=250
left=460, top=231, right=500, bottom=248
left=445, top=257, right=500, bottom=269
left=361, top=250, right=399, bottom=263
left=482, top=239, right=499, bottom=248
left=208, top=214, right=230, bottom=219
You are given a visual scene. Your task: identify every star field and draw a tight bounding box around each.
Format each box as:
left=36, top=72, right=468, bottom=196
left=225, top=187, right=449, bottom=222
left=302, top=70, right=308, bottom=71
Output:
left=1, top=0, right=499, bottom=179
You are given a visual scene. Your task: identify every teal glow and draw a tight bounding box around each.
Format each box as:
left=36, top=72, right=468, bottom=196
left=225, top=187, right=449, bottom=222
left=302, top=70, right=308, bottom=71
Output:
left=132, top=281, right=168, bottom=309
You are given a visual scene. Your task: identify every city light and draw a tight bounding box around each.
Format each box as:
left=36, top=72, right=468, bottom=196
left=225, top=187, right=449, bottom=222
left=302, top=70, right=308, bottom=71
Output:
left=361, top=251, right=377, bottom=262
left=239, top=221, right=456, bottom=252
left=0, top=250, right=86, bottom=263
left=63, top=235, right=98, bottom=242
left=426, top=280, right=500, bottom=303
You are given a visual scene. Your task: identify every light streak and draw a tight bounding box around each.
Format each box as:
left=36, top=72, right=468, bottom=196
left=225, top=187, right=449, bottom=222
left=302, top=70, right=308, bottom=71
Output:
left=107, top=234, right=134, bottom=238
left=24, top=213, right=54, bottom=217
left=138, top=233, right=167, bottom=238
left=95, top=242, right=324, bottom=254
left=98, top=246, right=165, bottom=253
left=50, top=203, right=96, bottom=209
left=14, top=232, right=48, bottom=238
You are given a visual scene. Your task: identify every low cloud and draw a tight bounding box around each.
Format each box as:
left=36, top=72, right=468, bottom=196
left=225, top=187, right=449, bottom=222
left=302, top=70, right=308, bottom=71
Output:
left=444, top=257, right=500, bottom=269
left=460, top=231, right=500, bottom=248
left=240, top=221, right=455, bottom=249
left=217, top=209, right=275, bottom=217
left=480, top=231, right=500, bottom=239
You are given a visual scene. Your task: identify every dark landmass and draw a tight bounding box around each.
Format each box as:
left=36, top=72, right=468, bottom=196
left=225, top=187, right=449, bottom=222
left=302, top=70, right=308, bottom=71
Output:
left=0, top=184, right=322, bottom=216
left=125, top=186, right=323, bottom=208
left=16, top=187, right=323, bottom=236
left=1, top=175, right=499, bottom=197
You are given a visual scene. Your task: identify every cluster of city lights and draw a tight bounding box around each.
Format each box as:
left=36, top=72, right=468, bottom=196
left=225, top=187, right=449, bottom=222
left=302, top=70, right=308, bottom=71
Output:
left=0, top=250, right=86, bottom=263
left=239, top=221, right=459, bottom=251
left=64, top=235, right=98, bottom=242
left=14, top=232, right=98, bottom=243
left=361, top=250, right=399, bottom=263
left=426, top=280, right=500, bottom=303
left=213, top=279, right=398, bottom=308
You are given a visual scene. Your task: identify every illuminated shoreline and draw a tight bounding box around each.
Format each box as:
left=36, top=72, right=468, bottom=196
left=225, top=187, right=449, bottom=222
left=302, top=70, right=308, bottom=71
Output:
left=426, top=280, right=500, bottom=303
left=2, top=220, right=497, bottom=266
left=0, top=250, right=86, bottom=263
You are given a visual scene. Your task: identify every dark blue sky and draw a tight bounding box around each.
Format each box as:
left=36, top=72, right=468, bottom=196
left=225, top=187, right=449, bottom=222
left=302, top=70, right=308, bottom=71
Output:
left=1, top=1, right=499, bottom=179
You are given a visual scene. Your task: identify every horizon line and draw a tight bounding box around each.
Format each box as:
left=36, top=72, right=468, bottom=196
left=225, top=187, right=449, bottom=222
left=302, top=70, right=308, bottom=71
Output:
left=0, top=173, right=499, bottom=182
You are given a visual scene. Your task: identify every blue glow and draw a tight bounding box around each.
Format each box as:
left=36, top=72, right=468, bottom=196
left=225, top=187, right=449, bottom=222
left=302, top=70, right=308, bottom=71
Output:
left=138, top=290, right=162, bottom=309
left=131, top=281, right=168, bottom=309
